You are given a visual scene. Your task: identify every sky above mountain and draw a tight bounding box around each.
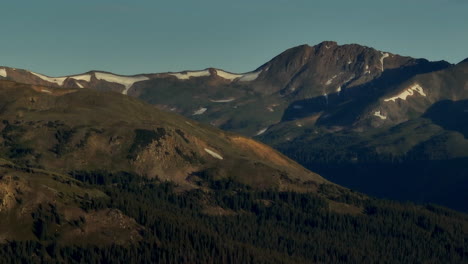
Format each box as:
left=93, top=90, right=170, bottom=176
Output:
left=1, top=0, right=467, bottom=76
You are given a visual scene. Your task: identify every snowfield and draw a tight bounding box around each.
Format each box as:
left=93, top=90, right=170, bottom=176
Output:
left=28, top=71, right=149, bottom=95
left=69, top=74, right=92, bottom=82
left=215, top=70, right=243, bottom=80
left=216, top=69, right=262, bottom=82
left=374, top=111, right=387, bottom=120
left=169, top=70, right=211, bottom=80
left=94, top=72, right=149, bottom=95
left=380, top=52, right=390, bottom=71
left=239, top=70, right=261, bottom=82
left=384, top=84, right=427, bottom=102
left=169, top=68, right=261, bottom=82
left=30, top=71, right=68, bottom=86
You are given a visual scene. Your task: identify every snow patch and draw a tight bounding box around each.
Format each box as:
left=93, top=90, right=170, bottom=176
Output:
left=0, top=68, right=7, bottom=77
left=94, top=72, right=149, bottom=95
left=41, top=89, right=52, bottom=94
left=215, top=70, right=242, bottom=80
left=325, top=75, right=338, bottom=86
left=204, top=148, right=223, bottom=160
left=30, top=72, right=67, bottom=86
left=293, top=105, right=303, bottom=109
left=210, top=98, right=235, bottom=103
left=169, top=70, right=211, bottom=80
left=256, top=128, right=268, bottom=136
left=239, top=70, right=261, bottom=82
left=347, top=60, right=352, bottom=65
left=169, top=69, right=260, bottom=82
left=69, top=74, right=91, bottom=82
left=193, top=107, right=207, bottom=115
left=380, top=52, right=389, bottom=71
left=296, top=122, right=303, bottom=127
left=363, top=65, right=371, bottom=75
left=75, top=80, right=84, bottom=88
left=384, top=84, right=427, bottom=102
left=336, top=86, right=342, bottom=93
left=374, top=111, right=387, bottom=120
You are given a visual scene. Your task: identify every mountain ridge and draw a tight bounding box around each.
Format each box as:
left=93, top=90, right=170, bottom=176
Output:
left=0, top=40, right=452, bottom=92
left=0, top=41, right=453, bottom=137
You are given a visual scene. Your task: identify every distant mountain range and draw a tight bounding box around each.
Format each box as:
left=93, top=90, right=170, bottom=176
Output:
left=1, top=41, right=467, bottom=211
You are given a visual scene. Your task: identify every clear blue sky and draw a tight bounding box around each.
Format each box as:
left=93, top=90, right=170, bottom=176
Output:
left=1, top=0, right=467, bottom=76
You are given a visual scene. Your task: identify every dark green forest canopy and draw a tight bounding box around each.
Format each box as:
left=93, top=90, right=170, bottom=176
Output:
left=1, top=171, right=467, bottom=264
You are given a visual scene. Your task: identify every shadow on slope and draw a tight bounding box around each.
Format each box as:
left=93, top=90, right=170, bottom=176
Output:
left=306, top=158, right=468, bottom=212
left=423, top=99, right=468, bottom=138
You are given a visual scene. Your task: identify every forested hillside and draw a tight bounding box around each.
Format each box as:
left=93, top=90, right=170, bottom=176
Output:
left=1, top=170, right=467, bottom=263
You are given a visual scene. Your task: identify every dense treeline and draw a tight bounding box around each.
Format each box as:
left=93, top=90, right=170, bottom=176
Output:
left=1, top=171, right=467, bottom=263
left=274, top=135, right=468, bottom=212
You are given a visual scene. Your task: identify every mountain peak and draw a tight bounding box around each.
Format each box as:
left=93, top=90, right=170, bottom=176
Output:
left=316, top=41, right=338, bottom=48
